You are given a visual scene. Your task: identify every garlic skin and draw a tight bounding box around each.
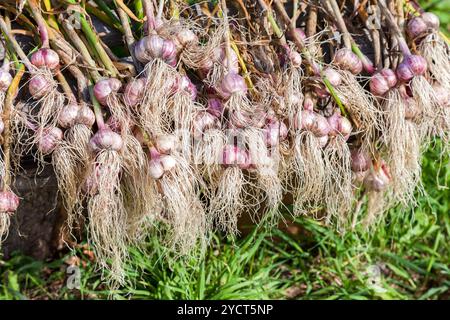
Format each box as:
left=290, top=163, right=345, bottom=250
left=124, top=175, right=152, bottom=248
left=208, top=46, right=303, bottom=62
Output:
left=396, top=55, right=427, bottom=82
left=0, top=119, right=4, bottom=135
left=312, top=113, right=331, bottom=137
left=222, top=145, right=251, bottom=169
left=174, top=75, right=197, bottom=100
left=219, top=72, right=247, bottom=99
left=404, top=97, right=419, bottom=120
left=29, top=75, right=52, bottom=99
left=89, top=128, right=123, bottom=152
left=94, top=78, right=122, bottom=106
left=323, top=68, right=342, bottom=87
left=155, top=134, right=178, bottom=154
left=207, top=98, right=224, bottom=117
left=58, top=103, right=80, bottom=128
left=194, top=112, right=220, bottom=140
left=317, top=135, right=329, bottom=148
left=327, top=112, right=352, bottom=139
left=159, top=155, right=177, bottom=172
left=219, top=47, right=239, bottom=74
left=303, top=96, right=314, bottom=111
left=76, top=105, right=96, bottom=127
left=134, top=38, right=150, bottom=63
left=264, top=121, right=288, bottom=147
left=30, top=48, right=60, bottom=70
left=0, top=70, right=12, bottom=92
left=432, top=83, right=450, bottom=108
left=145, top=35, right=165, bottom=59
left=296, top=110, right=330, bottom=137
left=124, top=78, right=146, bottom=107
left=175, top=29, right=198, bottom=49
left=370, top=69, right=397, bottom=96
left=135, top=35, right=178, bottom=65
left=421, top=12, right=440, bottom=30
left=293, top=110, right=313, bottom=131
left=0, top=191, right=20, bottom=213
left=202, top=47, right=239, bottom=75
left=289, top=50, right=302, bottom=68
left=38, top=127, right=64, bottom=154
left=364, top=161, right=391, bottom=192
left=333, top=48, right=363, bottom=75
left=407, top=17, right=428, bottom=39
left=149, top=159, right=164, bottom=179
left=350, top=148, right=371, bottom=172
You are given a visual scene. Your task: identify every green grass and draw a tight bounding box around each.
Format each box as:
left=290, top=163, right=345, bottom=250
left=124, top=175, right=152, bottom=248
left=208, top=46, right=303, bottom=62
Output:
left=1, top=142, right=448, bottom=300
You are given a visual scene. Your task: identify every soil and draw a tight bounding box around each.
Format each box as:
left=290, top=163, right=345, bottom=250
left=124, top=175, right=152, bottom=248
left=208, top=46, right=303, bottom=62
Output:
left=2, top=157, right=66, bottom=260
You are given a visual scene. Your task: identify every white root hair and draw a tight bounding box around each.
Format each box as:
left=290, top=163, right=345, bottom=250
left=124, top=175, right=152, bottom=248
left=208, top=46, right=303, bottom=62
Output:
left=420, top=34, right=450, bottom=90
left=283, top=65, right=304, bottom=124
left=383, top=90, right=422, bottom=206
left=362, top=191, right=388, bottom=228
left=323, top=136, right=352, bottom=227
left=10, top=106, right=32, bottom=168
left=209, top=166, right=246, bottom=235
left=0, top=213, right=11, bottom=245
left=158, top=154, right=207, bottom=254
left=410, top=75, right=442, bottom=140
left=121, top=134, right=158, bottom=241
left=28, top=69, right=65, bottom=129
left=242, top=127, right=283, bottom=213
left=292, top=131, right=327, bottom=215
left=53, top=143, right=82, bottom=224
left=138, top=59, right=179, bottom=136
left=194, top=128, right=226, bottom=185
left=182, top=23, right=226, bottom=76
left=53, top=124, right=92, bottom=231
left=335, top=70, right=382, bottom=152
left=170, top=94, right=201, bottom=155
left=87, top=150, right=127, bottom=284
left=224, top=93, right=254, bottom=118
left=105, top=95, right=130, bottom=131
left=0, top=92, right=5, bottom=111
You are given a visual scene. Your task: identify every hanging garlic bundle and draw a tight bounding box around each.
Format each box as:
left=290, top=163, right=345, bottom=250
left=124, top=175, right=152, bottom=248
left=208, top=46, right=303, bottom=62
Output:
left=378, top=0, right=440, bottom=140
left=133, top=1, right=181, bottom=136
left=26, top=0, right=65, bottom=130
left=323, top=110, right=353, bottom=225
left=93, top=78, right=129, bottom=129
left=146, top=139, right=207, bottom=252
left=192, top=102, right=225, bottom=182
left=0, top=60, right=17, bottom=244
left=54, top=99, right=95, bottom=227
left=410, top=12, right=450, bottom=90
left=406, top=11, right=450, bottom=147
left=83, top=105, right=128, bottom=282
left=0, top=0, right=448, bottom=284
left=290, top=108, right=330, bottom=214
left=209, top=144, right=252, bottom=234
